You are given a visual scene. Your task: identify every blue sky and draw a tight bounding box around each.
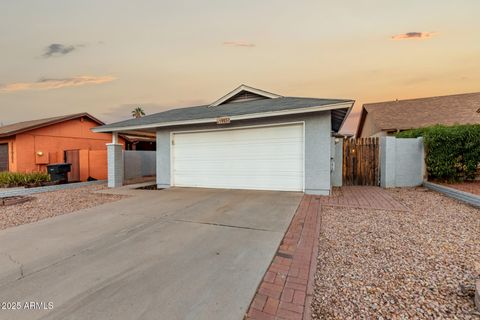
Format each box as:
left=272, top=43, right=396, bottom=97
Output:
left=1, top=0, right=479, bottom=132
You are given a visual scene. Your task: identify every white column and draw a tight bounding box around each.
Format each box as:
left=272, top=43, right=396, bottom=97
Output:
left=112, top=132, right=119, bottom=144
left=107, top=135, right=124, bottom=188
left=380, top=136, right=396, bottom=188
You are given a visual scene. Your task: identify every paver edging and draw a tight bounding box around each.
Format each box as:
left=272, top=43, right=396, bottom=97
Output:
left=246, top=196, right=318, bottom=320
left=303, top=201, right=322, bottom=320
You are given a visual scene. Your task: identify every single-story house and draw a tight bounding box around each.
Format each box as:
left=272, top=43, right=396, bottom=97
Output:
left=0, top=113, right=125, bottom=181
left=93, top=85, right=354, bottom=195
left=357, top=92, right=480, bottom=137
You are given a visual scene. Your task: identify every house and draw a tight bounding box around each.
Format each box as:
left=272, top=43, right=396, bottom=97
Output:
left=357, top=92, right=480, bottom=137
left=93, top=85, right=354, bottom=195
left=0, top=113, right=125, bottom=181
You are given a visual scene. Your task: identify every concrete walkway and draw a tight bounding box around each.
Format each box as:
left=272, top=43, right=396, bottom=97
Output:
left=0, top=188, right=302, bottom=320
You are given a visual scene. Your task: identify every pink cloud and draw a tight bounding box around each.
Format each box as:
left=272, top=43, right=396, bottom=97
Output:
left=0, top=75, right=116, bottom=93
left=223, top=41, right=255, bottom=48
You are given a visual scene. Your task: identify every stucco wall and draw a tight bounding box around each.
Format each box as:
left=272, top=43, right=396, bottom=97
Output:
left=124, top=150, right=156, bottom=180
left=380, top=136, right=425, bottom=188
left=156, top=112, right=332, bottom=195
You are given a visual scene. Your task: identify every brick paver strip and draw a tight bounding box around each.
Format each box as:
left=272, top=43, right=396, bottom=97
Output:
left=246, top=186, right=408, bottom=319
left=246, top=195, right=320, bottom=320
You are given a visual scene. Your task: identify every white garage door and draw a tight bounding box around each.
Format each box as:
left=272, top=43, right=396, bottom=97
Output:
left=171, top=123, right=304, bottom=191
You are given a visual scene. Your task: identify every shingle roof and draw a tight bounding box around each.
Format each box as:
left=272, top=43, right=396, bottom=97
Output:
left=358, top=92, right=480, bottom=136
left=96, top=96, right=353, bottom=132
left=0, top=113, right=104, bottom=138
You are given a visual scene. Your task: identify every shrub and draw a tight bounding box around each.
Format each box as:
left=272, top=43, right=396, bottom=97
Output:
left=0, top=171, right=51, bottom=188
left=396, top=124, right=480, bottom=182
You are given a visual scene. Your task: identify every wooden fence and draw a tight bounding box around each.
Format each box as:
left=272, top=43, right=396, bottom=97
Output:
left=343, top=138, right=380, bottom=186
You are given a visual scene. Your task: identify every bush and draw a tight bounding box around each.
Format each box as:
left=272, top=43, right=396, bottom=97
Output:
left=396, top=124, right=480, bottom=182
left=0, top=171, right=51, bottom=188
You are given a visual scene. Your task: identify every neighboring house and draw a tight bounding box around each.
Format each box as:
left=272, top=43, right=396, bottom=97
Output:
left=93, top=84, right=354, bottom=195
left=357, top=92, right=480, bottom=137
left=0, top=113, right=125, bottom=181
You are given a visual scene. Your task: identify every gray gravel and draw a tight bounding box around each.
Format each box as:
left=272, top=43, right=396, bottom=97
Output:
left=312, top=188, right=480, bottom=319
left=0, top=184, right=126, bottom=230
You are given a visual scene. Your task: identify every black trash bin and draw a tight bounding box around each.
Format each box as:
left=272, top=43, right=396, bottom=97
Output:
left=47, top=163, right=72, bottom=184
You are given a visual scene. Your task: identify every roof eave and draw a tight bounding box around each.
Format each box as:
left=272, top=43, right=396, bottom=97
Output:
left=0, top=113, right=104, bottom=138
left=93, top=101, right=354, bottom=133
left=336, top=100, right=356, bottom=133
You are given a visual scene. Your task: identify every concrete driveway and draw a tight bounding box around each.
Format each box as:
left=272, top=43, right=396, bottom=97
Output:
left=0, top=188, right=302, bottom=320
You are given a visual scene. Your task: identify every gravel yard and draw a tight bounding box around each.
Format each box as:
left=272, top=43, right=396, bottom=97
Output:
left=312, top=188, right=480, bottom=319
left=0, top=184, right=126, bottom=230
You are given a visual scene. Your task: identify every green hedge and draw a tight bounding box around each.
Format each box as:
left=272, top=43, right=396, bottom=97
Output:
left=0, top=171, right=51, bottom=188
left=396, top=124, right=480, bottom=182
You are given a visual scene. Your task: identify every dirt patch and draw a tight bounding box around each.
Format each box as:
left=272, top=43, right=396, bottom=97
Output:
left=0, top=184, right=126, bottom=230
left=312, top=188, right=480, bottom=319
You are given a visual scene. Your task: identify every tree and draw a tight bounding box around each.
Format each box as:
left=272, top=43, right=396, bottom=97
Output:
left=131, top=107, right=145, bottom=118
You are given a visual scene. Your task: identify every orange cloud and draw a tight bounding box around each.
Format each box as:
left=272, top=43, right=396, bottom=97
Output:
left=0, top=75, right=116, bottom=93
left=223, top=41, right=255, bottom=48
left=391, top=32, right=437, bottom=40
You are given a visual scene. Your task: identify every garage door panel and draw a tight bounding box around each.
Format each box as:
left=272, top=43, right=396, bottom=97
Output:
left=172, top=124, right=304, bottom=191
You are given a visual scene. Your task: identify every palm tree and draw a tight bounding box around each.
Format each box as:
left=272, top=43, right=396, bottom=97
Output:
left=131, top=107, right=146, bottom=118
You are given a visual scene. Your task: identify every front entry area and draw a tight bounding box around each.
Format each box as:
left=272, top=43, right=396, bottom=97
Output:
left=171, top=123, right=304, bottom=191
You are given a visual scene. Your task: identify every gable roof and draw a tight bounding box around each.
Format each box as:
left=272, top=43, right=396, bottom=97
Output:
left=94, top=96, right=354, bottom=133
left=357, top=92, right=480, bottom=137
left=0, top=113, right=104, bottom=138
left=209, top=84, right=282, bottom=106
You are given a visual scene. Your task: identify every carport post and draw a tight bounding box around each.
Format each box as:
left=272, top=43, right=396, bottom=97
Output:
left=107, top=132, right=124, bottom=188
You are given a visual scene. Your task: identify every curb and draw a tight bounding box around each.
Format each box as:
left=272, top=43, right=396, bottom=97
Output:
left=0, top=180, right=106, bottom=198
left=423, top=181, right=480, bottom=208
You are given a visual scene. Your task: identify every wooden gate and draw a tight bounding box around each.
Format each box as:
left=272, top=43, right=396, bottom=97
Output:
left=64, top=150, right=80, bottom=182
left=343, top=138, right=380, bottom=186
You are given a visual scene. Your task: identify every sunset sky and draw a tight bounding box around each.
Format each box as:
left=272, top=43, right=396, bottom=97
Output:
left=1, top=0, right=479, bottom=134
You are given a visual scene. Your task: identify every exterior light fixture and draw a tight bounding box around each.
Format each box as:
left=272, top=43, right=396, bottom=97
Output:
left=36, top=151, right=44, bottom=156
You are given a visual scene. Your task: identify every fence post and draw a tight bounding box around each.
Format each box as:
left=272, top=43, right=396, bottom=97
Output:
left=418, top=137, right=427, bottom=181
left=331, top=137, right=343, bottom=187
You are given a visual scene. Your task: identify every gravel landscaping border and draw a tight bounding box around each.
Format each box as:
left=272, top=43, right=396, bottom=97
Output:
left=0, top=184, right=126, bottom=230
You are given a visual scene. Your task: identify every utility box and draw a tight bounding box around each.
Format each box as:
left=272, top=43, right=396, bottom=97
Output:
left=47, top=163, right=72, bottom=183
